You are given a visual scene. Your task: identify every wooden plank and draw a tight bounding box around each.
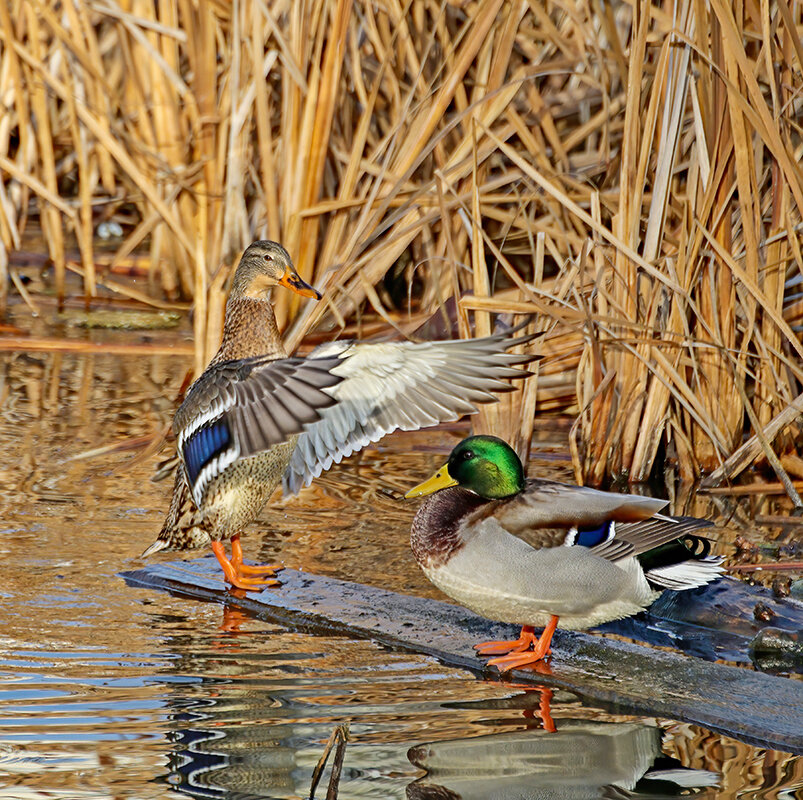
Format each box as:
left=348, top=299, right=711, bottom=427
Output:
left=121, top=559, right=803, bottom=754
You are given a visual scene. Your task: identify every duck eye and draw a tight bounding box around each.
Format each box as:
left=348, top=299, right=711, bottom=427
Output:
left=263, top=254, right=273, bottom=262
left=462, top=450, right=474, bottom=460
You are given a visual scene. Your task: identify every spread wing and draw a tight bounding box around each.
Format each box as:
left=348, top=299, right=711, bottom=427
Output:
left=175, top=355, right=342, bottom=506
left=282, top=331, right=537, bottom=495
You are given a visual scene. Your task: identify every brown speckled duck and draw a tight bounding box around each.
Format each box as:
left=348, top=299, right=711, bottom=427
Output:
left=143, top=241, right=537, bottom=590
left=405, top=435, right=724, bottom=671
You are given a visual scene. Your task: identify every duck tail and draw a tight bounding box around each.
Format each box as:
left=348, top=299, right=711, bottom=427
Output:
left=639, top=532, right=724, bottom=590
left=141, top=538, right=169, bottom=559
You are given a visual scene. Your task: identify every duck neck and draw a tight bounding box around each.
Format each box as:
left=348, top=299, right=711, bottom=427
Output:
left=411, top=487, right=488, bottom=569
left=211, top=295, right=286, bottom=364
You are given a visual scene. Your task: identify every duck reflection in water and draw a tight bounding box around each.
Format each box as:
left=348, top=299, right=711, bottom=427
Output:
left=153, top=640, right=721, bottom=800
left=148, top=604, right=721, bottom=800
left=406, top=713, right=720, bottom=800
left=217, top=591, right=251, bottom=636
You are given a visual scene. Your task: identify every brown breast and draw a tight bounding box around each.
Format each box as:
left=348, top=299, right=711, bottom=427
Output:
left=410, top=487, right=489, bottom=569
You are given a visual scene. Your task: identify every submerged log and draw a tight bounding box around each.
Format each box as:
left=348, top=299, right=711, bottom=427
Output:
left=122, top=558, right=803, bottom=754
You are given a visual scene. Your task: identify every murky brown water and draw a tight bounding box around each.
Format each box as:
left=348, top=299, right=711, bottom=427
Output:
left=2, top=320, right=803, bottom=799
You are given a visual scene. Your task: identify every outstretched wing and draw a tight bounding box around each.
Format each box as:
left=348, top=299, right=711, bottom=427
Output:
left=175, top=355, right=342, bottom=506
left=282, top=331, right=537, bottom=495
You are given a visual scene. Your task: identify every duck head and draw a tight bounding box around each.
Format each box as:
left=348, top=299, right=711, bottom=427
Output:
left=405, top=435, right=525, bottom=500
left=230, top=240, right=321, bottom=301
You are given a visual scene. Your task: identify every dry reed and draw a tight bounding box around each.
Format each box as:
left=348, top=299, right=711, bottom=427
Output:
left=0, top=0, right=801, bottom=489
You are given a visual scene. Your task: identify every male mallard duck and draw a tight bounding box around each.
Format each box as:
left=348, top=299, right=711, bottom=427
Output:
left=143, top=241, right=536, bottom=590
left=405, top=435, right=724, bottom=671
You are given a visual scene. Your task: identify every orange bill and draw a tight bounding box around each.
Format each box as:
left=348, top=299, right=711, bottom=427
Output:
left=278, top=267, right=321, bottom=299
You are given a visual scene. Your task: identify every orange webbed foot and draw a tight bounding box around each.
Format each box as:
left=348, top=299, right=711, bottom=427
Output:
left=481, top=616, right=559, bottom=673
left=226, top=572, right=281, bottom=591
left=229, top=534, right=281, bottom=582
left=234, top=562, right=283, bottom=578
left=487, top=649, right=549, bottom=672
left=211, top=540, right=282, bottom=592
left=475, top=625, right=536, bottom=656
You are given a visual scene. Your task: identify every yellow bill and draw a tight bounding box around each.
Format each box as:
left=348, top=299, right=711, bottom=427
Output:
left=404, top=464, right=457, bottom=498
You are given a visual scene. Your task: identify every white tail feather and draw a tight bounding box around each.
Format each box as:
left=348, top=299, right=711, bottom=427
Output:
left=645, top=556, right=724, bottom=590
left=643, top=768, right=720, bottom=788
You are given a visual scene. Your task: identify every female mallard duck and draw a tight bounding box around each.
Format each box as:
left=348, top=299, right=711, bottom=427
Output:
left=405, top=435, right=724, bottom=671
left=143, top=241, right=536, bottom=590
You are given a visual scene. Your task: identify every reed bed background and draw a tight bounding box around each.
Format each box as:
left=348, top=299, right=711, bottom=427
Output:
left=1, top=0, right=802, bottom=491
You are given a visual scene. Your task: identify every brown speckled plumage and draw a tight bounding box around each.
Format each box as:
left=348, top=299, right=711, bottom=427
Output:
left=145, top=241, right=311, bottom=557
left=153, top=437, right=297, bottom=551
left=152, top=294, right=303, bottom=551
left=213, top=296, right=286, bottom=363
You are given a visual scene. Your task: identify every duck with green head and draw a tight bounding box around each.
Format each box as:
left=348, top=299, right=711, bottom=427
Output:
left=143, top=242, right=538, bottom=591
left=405, top=435, right=724, bottom=671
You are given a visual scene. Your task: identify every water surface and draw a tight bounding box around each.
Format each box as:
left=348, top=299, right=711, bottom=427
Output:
left=2, top=324, right=802, bottom=799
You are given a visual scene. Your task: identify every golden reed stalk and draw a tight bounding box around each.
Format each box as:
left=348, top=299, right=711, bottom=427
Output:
left=0, top=0, right=801, bottom=492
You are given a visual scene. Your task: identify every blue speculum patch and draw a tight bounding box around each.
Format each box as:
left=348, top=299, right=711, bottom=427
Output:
left=183, top=420, right=232, bottom=485
left=573, top=520, right=613, bottom=547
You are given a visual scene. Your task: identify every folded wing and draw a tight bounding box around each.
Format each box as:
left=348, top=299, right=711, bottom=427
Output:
left=472, top=481, right=722, bottom=590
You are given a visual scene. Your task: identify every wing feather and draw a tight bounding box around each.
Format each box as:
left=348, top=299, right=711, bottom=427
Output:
left=591, top=516, right=714, bottom=562
left=175, top=354, right=342, bottom=506
left=486, top=480, right=666, bottom=535
left=282, top=332, right=538, bottom=494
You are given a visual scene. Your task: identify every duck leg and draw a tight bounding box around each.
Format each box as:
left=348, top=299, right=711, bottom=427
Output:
left=211, top=538, right=281, bottom=591
left=474, top=625, right=537, bottom=656
left=486, top=616, right=559, bottom=672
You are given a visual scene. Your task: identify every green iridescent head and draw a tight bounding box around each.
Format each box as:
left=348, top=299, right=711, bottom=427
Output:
left=405, top=435, right=525, bottom=500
